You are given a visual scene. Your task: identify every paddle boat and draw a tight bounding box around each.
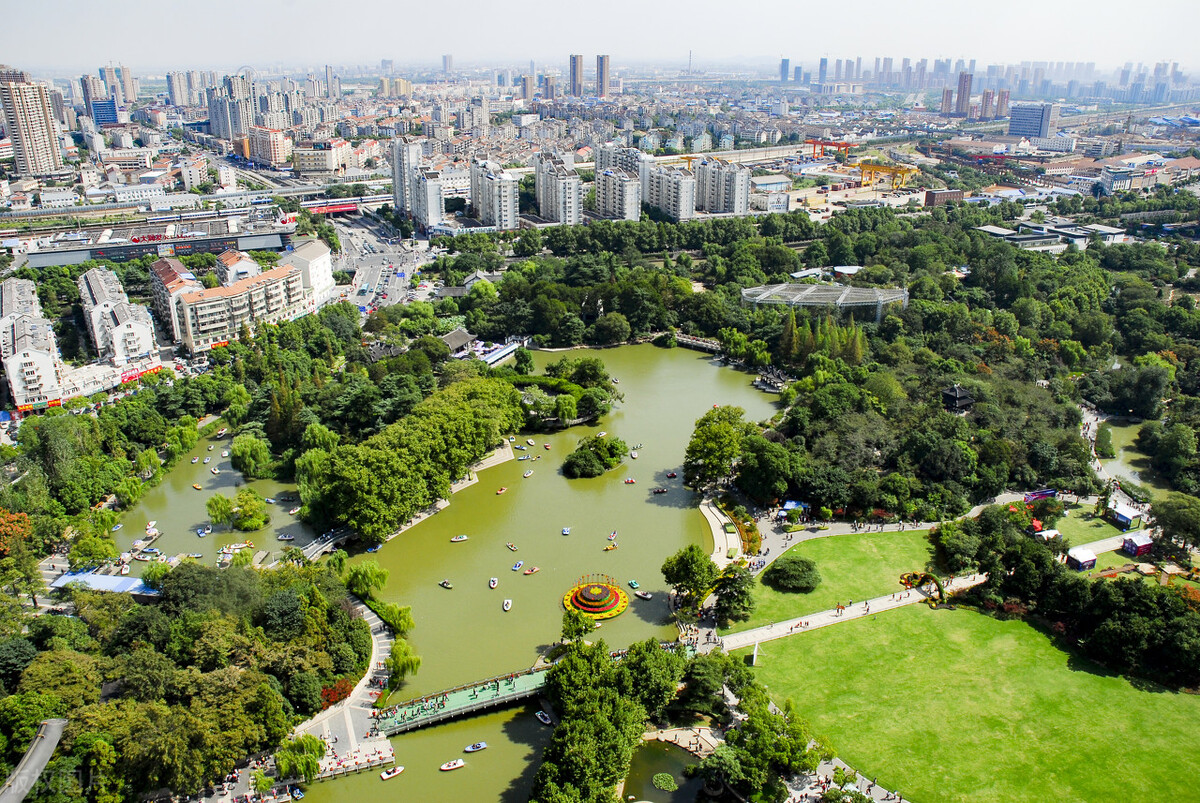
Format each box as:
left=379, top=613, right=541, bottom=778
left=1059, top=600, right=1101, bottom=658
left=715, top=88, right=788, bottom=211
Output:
left=440, top=759, right=465, bottom=772
left=439, top=579, right=453, bottom=589
left=288, top=507, right=300, bottom=515
left=515, top=445, right=527, bottom=451
left=119, top=564, right=130, bottom=575
left=204, top=525, right=212, bottom=534
left=229, top=542, right=253, bottom=550
left=628, top=580, right=640, bottom=589
left=624, top=478, right=636, bottom=484
left=264, top=497, right=276, bottom=504
left=142, top=547, right=161, bottom=555
left=561, top=527, right=571, bottom=535
left=523, top=470, right=533, bottom=478
left=635, top=590, right=653, bottom=600
left=366, top=545, right=381, bottom=553
left=191, top=457, right=199, bottom=464
left=112, top=523, right=122, bottom=532
left=608, top=531, right=617, bottom=540
left=192, top=484, right=202, bottom=491
left=221, top=450, right=229, bottom=457
left=597, top=431, right=607, bottom=437
left=508, top=436, right=516, bottom=442
left=187, top=553, right=203, bottom=559
left=216, top=428, right=227, bottom=438
left=543, top=443, right=551, bottom=450
left=380, top=766, right=405, bottom=780
left=603, top=543, right=618, bottom=551
left=145, top=528, right=159, bottom=537
left=211, top=467, right=220, bottom=475
left=146, top=520, right=156, bottom=529
left=133, top=554, right=152, bottom=562
left=197, top=527, right=206, bottom=536
left=653, top=487, right=668, bottom=494
left=450, top=534, right=469, bottom=543
left=517, top=455, right=530, bottom=461
left=465, top=742, right=488, bottom=753
left=536, top=711, right=553, bottom=726
left=666, top=472, right=678, bottom=479
left=503, top=599, right=512, bottom=612
left=496, top=487, right=508, bottom=495
left=506, top=542, right=518, bottom=552
left=489, top=577, right=498, bottom=589
left=526, top=439, right=535, bottom=446
left=203, top=456, right=211, bottom=464
left=512, top=560, right=524, bottom=571
left=278, top=534, right=295, bottom=541
left=523, top=566, right=540, bottom=575
left=291, top=789, right=304, bottom=800
left=208, top=445, right=214, bottom=451
left=630, top=451, right=638, bottom=459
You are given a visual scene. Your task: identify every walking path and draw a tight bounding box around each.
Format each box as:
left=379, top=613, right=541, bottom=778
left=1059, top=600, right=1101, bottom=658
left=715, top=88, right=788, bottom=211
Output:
left=643, top=726, right=721, bottom=758
left=699, top=498, right=741, bottom=570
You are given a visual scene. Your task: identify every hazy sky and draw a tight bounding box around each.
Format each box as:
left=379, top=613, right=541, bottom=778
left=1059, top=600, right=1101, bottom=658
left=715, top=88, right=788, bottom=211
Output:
left=8, top=0, right=1199, bottom=76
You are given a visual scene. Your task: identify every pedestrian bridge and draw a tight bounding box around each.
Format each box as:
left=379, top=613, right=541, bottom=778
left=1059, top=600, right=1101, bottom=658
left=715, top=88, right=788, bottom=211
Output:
left=374, top=667, right=551, bottom=735
left=675, top=334, right=722, bottom=353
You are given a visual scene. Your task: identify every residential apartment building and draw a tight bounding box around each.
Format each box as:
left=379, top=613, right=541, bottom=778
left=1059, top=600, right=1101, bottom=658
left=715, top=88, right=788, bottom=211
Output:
left=150, top=257, right=202, bottom=342
left=0, top=76, right=65, bottom=177
left=595, top=144, right=654, bottom=196
left=0, top=278, right=61, bottom=410
left=596, top=55, right=611, bottom=97
left=534, top=152, right=582, bottom=225
left=955, top=71, right=972, bottom=115
left=249, top=126, right=291, bottom=168
left=469, top=157, right=519, bottom=230
left=595, top=168, right=641, bottom=220
left=279, top=239, right=336, bottom=307
left=292, top=138, right=350, bottom=177
left=645, top=166, right=695, bottom=221
left=77, top=268, right=155, bottom=366
left=215, top=250, right=261, bottom=286
left=177, top=265, right=312, bottom=353
left=392, top=137, right=423, bottom=215
left=569, top=55, right=584, bottom=97
left=694, top=157, right=750, bottom=215
left=178, top=156, right=208, bottom=191
left=413, top=171, right=445, bottom=233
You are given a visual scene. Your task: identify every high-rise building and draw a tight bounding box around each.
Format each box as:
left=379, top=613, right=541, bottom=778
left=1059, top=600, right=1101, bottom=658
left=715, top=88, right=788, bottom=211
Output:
left=818, top=58, right=828, bottom=85
left=596, top=55, right=611, bottom=97
left=996, top=90, right=1011, bottom=118
left=1007, top=103, right=1059, bottom=138
left=115, top=65, right=135, bottom=104
left=780, top=58, right=790, bottom=83
left=940, top=88, right=954, bottom=115
left=542, top=76, right=557, bottom=101
left=413, top=170, right=444, bottom=233
left=381, top=59, right=394, bottom=73
left=595, top=168, right=641, bottom=221
left=77, top=268, right=155, bottom=367
left=694, top=157, right=750, bottom=215
left=80, top=74, right=106, bottom=119
left=167, top=72, right=188, bottom=107
left=794, top=66, right=803, bottom=83
left=469, top=157, right=519, bottom=230
left=569, top=54, right=584, bottom=96
left=521, top=74, right=535, bottom=100
left=99, top=65, right=122, bottom=104
left=90, top=98, right=119, bottom=126
left=534, top=152, right=582, bottom=225
left=392, top=139, right=422, bottom=210
left=644, top=166, right=695, bottom=222
left=249, top=126, right=291, bottom=168
left=0, top=76, right=65, bottom=177
left=206, top=88, right=253, bottom=141
left=0, top=277, right=62, bottom=410
left=442, top=54, right=454, bottom=74
left=324, top=65, right=337, bottom=99
left=596, top=144, right=654, bottom=198
left=954, top=71, right=973, bottom=115
left=981, top=89, right=995, bottom=119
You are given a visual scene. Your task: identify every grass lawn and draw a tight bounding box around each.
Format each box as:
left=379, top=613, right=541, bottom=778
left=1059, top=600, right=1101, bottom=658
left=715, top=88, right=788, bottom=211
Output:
left=1051, top=507, right=1127, bottom=546
left=720, top=530, right=934, bottom=634
left=739, top=605, right=1200, bottom=803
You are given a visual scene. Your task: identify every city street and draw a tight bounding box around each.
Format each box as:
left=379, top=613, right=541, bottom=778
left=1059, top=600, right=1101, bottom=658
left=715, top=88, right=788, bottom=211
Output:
left=334, top=215, right=438, bottom=315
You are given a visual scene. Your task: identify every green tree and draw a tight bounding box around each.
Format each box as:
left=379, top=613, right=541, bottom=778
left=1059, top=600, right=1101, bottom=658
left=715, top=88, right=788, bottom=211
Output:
left=661, top=544, right=719, bottom=610
left=384, top=638, right=422, bottom=689
left=561, top=608, right=594, bottom=642
left=763, top=553, right=821, bottom=592
left=683, top=406, right=752, bottom=489
left=230, top=433, right=274, bottom=479
left=713, top=564, right=756, bottom=627
left=514, top=347, right=535, bottom=375
left=205, top=494, right=234, bottom=530
left=591, top=312, right=631, bottom=345
left=1153, top=493, right=1200, bottom=549
left=344, top=559, right=389, bottom=599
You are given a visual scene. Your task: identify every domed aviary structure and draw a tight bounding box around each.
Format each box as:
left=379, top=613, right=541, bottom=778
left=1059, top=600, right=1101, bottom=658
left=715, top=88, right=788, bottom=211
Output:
left=563, top=575, right=629, bottom=620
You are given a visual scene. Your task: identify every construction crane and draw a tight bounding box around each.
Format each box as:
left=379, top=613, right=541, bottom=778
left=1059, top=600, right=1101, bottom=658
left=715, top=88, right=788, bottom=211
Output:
left=858, top=162, right=919, bottom=190
left=804, top=139, right=853, bottom=159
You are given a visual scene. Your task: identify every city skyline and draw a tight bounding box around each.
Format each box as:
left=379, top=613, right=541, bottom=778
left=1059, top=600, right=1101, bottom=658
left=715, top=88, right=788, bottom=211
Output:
left=7, top=0, right=1199, bottom=74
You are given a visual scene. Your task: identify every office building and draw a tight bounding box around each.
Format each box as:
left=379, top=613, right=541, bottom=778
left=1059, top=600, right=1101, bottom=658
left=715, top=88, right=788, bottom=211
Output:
left=469, top=157, right=519, bottom=230
left=694, top=157, right=750, bottom=215
left=0, top=77, right=65, bottom=177
left=442, top=54, right=454, bottom=74
left=645, top=166, right=695, bottom=221
left=90, top=98, right=118, bottom=126
left=177, top=265, right=312, bottom=354
left=150, top=258, right=203, bottom=342
left=324, top=65, right=337, bottom=99
left=818, top=58, right=828, bottom=85
left=569, top=54, right=584, bottom=96
left=955, top=71, right=972, bottom=115
left=80, top=74, right=106, bottom=117
left=596, top=168, right=641, bottom=221
left=413, top=171, right=444, bottom=233
left=1008, top=103, right=1059, bottom=138
left=279, top=239, right=336, bottom=307
left=392, top=137, right=423, bottom=215
left=77, top=268, right=155, bottom=366
left=596, top=55, right=611, bottom=97
left=780, top=58, right=790, bottom=83
left=996, top=90, right=1012, bottom=118
left=534, top=152, right=582, bottom=225
left=940, top=88, right=954, bottom=115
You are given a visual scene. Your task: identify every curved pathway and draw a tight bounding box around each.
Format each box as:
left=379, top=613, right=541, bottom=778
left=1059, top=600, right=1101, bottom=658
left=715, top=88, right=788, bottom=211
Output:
left=0, top=719, right=66, bottom=803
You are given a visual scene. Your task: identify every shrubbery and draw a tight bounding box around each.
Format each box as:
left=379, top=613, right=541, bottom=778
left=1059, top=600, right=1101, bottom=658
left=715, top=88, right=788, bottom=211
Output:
left=562, top=436, right=629, bottom=479
left=763, top=553, right=821, bottom=593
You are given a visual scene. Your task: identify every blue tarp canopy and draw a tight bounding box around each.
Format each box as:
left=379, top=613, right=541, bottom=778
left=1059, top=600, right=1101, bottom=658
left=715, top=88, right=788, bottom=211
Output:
left=781, top=501, right=804, bottom=511
left=51, top=572, right=157, bottom=595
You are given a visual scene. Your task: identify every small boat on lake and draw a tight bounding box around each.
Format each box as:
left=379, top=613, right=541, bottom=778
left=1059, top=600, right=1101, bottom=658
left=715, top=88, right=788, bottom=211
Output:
left=146, top=520, right=156, bottom=529
left=380, top=766, right=404, bottom=780
left=629, top=580, right=640, bottom=589
left=608, top=531, right=617, bottom=540
left=523, top=470, right=533, bottom=478
left=142, top=547, right=161, bottom=555
left=208, top=445, right=214, bottom=451
left=221, top=450, right=229, bottom=457
left=503, top=599, right=512, bottom=612
left=451, top=534, right=469, bottom=542
left=526, top=439, right=535, bottom=446
left=278, top=534, right=295, bottom=541
left=512, top=561, right=524, bottom=571
left=288, top=507, right=300, bottom=515
left=264, top=497, right=275, bottom=504
left=216, top=428, right=227, bottom=438
left=603, top=544, right=618, bottom=551
left=192, top=484, right=202, bottom=491
left=133, top=554, right=152, bottom=562
left=515, top=445, right=527, bottom=451
left=366, top=545, right=381, bottom=553
left=508, top=436, right=515, bottom=442
left=624, top=478, right=636, bottom=484
left=506, top=542, right=518, bottom=551
left=597, top=431, right=607, bottom=437
left=653, top=487, right=668, bottom=494
left=211, top=467, right=220, bottom=475
left=635, top=591, right=653, bottom=600
left=440, top=759, right=465, bottom=771
left=536, top=711, right=552, bottom=726
left=489, top=577, right=498, bottom=589
left=191, top=457, right=199, bottom=464
left=465, top=742, right=488, bottom=753
left=439, top=579, right=453, bottom=589
left=119, top=564, right=130, bottom=575
left=561, top=527, right=571, bottom=535
left=667, top=472, right=678, bottom=479
left=496, top=487, right=507, bottom=495
left=187, top=553, right=203, bottom=559
left=524, top=566, right=540, bottom=575
left=543, top=443, right=551, bottom=450
left=518, top=455, right=530, bottom=461
left=112, top=524, right=122, bottom=531
left=203, top=457, right=211, bottom=464
left=630, top=451, right=638, bottom=459
left=204, top=525, right=212, bottom=534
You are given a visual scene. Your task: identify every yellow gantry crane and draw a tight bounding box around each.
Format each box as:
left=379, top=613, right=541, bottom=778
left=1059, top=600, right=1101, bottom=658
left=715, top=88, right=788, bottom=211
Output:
left=858, top=162, right=919, bottom=190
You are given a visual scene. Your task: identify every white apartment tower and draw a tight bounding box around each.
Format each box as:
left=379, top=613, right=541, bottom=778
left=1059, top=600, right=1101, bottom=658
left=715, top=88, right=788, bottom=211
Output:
left=0, top=74, right=65, bottom=177
left=595, top=144, right=655, bottom=198
left=391, top=137, right=424, bottom=215
left=412, top=171, right=445, bottom=233
left=469, top=157, right=520, bottom=230
left=534, top=152, right=582, bottom=225
left=645, top=166, right=696, bottom=221
left=76, top=268, right=155, bottom=366
left=596, top=168, right=641, bottom=221
left=694, top=157, right=751, bottom=215
left=0, top=278, right=61, bottom=409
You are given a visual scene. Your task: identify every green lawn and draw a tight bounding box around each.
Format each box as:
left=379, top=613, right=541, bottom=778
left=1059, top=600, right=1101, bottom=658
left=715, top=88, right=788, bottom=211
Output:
left=739, top=605, right=1200, bottom=803
left=1051, top=507, right=1128, bottom=546
left=720, top=530, right=934, bottom=634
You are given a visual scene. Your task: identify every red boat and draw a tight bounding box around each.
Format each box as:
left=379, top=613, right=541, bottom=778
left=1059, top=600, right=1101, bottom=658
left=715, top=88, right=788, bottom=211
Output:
left=523, top=566, right=540, bottom=575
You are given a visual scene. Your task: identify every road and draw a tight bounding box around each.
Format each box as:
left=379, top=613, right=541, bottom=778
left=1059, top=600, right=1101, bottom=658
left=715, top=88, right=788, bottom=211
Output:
left=335, top=216, right=440, bottom=316
left=0, top=719, right=67, bottom=803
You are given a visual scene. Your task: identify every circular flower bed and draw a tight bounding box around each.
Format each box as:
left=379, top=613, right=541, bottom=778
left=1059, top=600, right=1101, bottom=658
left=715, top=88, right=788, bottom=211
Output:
left=562, top=577, right=629, bottom=620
